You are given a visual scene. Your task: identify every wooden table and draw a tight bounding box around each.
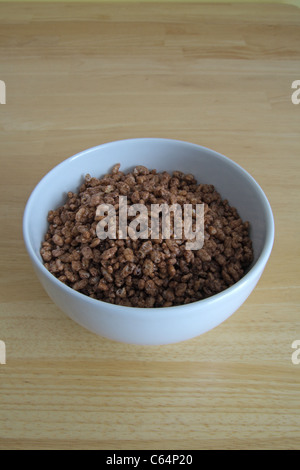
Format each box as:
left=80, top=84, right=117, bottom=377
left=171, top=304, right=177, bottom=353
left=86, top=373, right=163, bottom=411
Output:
left=0, top=2, right=299, bottom=450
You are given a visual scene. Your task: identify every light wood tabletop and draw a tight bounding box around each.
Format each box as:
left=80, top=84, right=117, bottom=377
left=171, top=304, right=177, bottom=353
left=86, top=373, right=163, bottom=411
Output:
left=0, top=1, right=299, bottom=450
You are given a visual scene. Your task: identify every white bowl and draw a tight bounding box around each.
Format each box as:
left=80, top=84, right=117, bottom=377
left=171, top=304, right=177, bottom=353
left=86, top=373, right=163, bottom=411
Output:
left=23, top=138, right=274, bottom=345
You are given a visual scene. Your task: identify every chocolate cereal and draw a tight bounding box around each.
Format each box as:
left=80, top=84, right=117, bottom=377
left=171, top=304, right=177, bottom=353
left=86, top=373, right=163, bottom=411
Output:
left=40, top=164, right=253, bottom=307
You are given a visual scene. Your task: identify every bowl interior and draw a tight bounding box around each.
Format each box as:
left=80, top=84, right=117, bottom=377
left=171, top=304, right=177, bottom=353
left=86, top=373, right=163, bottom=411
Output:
left=24, top=138, right=273, bottom=273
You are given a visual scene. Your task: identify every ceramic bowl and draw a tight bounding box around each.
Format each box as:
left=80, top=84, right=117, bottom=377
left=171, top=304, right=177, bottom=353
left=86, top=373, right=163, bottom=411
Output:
left=23, top=138, right=274, bottom=345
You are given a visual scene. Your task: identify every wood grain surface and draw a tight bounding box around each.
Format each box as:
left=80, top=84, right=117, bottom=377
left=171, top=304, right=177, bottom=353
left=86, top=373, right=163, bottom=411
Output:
left=0, top=2, right=299, bottom=450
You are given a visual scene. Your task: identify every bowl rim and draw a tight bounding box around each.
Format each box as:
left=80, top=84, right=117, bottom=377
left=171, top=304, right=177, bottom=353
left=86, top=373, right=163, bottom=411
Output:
left=23, top=137, right=275, bottom=314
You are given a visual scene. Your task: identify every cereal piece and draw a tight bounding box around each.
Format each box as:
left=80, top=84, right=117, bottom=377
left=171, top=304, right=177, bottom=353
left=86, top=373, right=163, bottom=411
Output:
left=138, top=241, right=152, bottom=258
left=98, top=280, right=109, bottom=291
left=144, top=279, right=157, bottom=296
left=40, top=248, right=52, bottom=262
left=123, top=248, right=134, bottom=262
left=101, top=246, right=118, bottom=260
left=52, top=234, right=64, bottom=247
left=143, top=259, right=154, bottom=277
left=73, top=279, right=88, bottom=291
left=71, top=260, right=82, bottom=272
left=112, top=163, right=121, bottom=174
left=81, top=246, right=93, bottom=259
left=121, top=263, right=136, bottom=278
